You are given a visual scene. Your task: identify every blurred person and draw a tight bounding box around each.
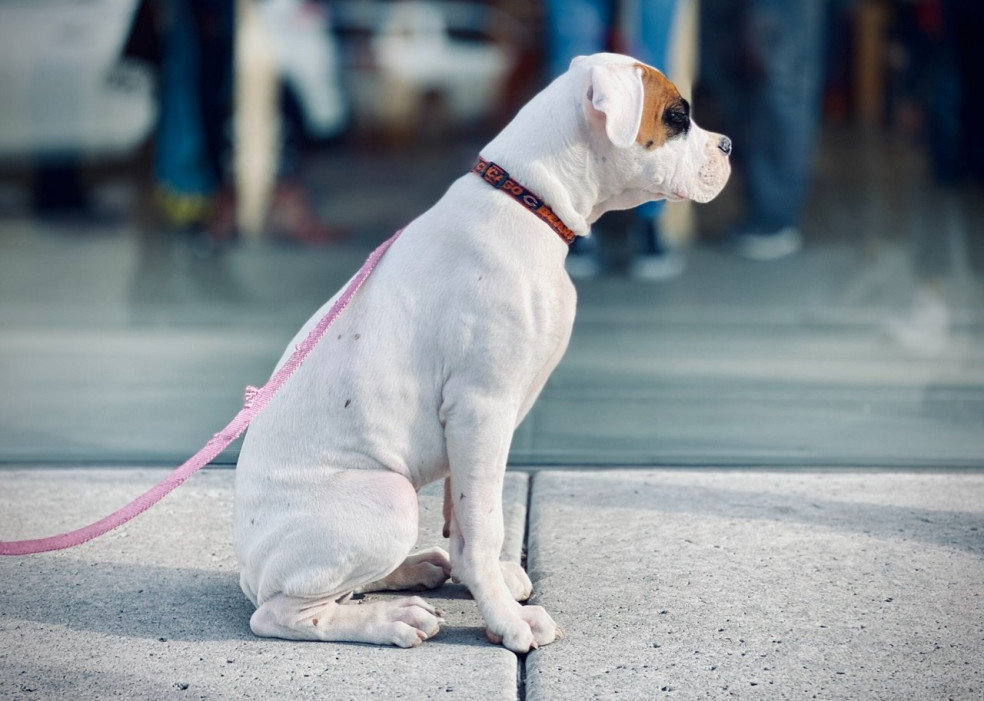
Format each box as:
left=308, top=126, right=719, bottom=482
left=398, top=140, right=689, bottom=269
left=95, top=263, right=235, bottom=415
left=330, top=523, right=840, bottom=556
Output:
left=889, top=0, right=983, bottom=184
left=545, top=0, right=687, bottom=280
left=150, top=0, right=337, bottom=250
left=152, top=0, right=234, bottom=240
left=885, top=0, right=984, bottom=354
left=699, top=0, right=825, bottom=260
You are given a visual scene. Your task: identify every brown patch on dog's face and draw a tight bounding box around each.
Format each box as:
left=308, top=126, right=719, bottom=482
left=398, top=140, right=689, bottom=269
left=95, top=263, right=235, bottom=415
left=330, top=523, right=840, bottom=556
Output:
left=634, top=63, right=691, bottom=150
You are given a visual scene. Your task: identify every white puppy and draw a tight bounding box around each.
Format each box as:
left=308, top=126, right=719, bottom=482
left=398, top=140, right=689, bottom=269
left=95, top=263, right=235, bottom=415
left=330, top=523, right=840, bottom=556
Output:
left=233, top=52, right=730, bottom=653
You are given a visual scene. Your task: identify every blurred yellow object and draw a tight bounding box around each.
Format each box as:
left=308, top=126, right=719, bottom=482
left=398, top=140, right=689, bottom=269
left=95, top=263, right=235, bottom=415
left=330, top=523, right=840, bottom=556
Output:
left=154, top=185, right=211, bottom=228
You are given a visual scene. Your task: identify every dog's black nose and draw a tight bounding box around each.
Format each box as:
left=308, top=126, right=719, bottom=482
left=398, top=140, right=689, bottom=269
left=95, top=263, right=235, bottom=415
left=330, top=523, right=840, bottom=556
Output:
left=718, top=136, right=732, bottom=156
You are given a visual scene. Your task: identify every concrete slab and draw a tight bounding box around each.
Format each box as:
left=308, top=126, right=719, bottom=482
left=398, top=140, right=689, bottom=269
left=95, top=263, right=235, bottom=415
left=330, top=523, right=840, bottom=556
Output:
left=0, top=469, right=528, bottom=700
left=525, top=470, right=984, bottom=700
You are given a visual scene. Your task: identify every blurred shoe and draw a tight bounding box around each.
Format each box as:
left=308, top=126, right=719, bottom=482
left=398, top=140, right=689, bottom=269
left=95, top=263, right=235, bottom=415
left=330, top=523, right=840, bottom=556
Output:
left=181, top=187, right=239, bottom=259
left=267, top=181, right=343, bottom=246
left=565, top=235, right=602, bottom=278
left=155, top=185, right=239, bottom=258
left=629, top=250, right=686, bottom=280
left=628, top=216, right=686, bottom=281
left=885, top=287, right=950, bottom=356
left=155, top=185, right=211, bottom=229
left=32, top=164, right=120, bottom=227
left=725, top=225, right=802, bottom=261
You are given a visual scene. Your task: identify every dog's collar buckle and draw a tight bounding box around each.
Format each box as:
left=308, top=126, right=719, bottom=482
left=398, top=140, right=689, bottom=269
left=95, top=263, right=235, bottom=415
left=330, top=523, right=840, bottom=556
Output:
left=471, top=157, right=576, bottom=245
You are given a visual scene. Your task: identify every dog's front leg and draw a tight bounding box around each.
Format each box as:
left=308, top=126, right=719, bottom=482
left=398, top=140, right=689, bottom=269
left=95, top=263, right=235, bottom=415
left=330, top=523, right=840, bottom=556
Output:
left=444, top=402, right=560, bottom=653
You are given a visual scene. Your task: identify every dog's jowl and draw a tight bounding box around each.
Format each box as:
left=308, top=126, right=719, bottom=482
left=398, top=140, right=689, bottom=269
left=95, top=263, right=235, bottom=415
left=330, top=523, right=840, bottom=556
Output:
left=233, top=53, right=730, bottom=652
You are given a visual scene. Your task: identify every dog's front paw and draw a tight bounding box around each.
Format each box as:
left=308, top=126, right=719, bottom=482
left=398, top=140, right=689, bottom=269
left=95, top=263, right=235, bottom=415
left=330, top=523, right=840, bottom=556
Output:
left=500, top=561, right=533, bottom=601
left=485, top=605, right=561, bottom=653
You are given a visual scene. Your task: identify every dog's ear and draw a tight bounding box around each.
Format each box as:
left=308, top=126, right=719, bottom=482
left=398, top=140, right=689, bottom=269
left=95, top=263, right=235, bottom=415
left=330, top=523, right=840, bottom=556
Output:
left=586, top=63, right=644, bottom=149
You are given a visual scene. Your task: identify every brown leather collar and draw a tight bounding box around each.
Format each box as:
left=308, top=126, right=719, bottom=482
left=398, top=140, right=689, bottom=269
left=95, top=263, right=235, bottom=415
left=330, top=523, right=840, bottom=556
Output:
left=471, top=158, right=576, bottom=245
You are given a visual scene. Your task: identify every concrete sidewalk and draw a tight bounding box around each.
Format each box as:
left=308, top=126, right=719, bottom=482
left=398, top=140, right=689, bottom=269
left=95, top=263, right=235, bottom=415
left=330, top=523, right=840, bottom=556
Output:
left=1, top=468, right=982, bottom=700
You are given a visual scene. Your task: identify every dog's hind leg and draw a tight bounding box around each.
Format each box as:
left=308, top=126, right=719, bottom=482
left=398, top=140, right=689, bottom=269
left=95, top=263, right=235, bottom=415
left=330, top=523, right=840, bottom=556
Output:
left=240, top=469, right=444, bottom=646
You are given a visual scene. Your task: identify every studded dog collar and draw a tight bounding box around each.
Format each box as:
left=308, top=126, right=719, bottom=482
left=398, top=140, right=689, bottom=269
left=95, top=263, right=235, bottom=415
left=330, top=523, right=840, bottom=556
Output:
left=471, top=158, right=576, bottom=245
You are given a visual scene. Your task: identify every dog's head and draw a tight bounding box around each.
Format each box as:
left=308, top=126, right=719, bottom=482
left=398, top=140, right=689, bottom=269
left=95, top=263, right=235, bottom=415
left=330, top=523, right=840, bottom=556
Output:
left=573, top=53, right=731, bottom=209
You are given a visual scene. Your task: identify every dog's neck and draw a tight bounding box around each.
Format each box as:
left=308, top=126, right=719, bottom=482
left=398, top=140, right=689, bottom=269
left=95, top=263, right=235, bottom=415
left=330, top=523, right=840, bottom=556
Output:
left=480, top=70, right=633, bottom=238
left=471, top=158, right=577, bottom=244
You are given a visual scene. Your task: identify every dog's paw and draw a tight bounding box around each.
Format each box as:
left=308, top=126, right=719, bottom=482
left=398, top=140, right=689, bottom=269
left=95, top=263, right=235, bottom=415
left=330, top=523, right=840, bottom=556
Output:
left=374, top=596, right=445, bottom=648
left=500, top=561, right=533, bottom=601
left=357, top=547, right=452, bottom=594
left=404, top=547, right=453, bottom=590
left=485, top=605, right=561, bottom=653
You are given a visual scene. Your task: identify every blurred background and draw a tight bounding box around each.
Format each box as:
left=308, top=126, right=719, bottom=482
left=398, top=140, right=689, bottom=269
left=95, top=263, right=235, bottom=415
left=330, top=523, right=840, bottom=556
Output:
left=0, top=0, right=981, bottom=468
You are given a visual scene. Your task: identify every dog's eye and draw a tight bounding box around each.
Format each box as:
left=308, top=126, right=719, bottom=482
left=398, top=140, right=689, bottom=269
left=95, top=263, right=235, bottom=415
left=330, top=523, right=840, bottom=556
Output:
left=662, top=99, right=691, bottom=137
left=665, top=111, right=688, bottom=126
left=663, top=110, right=690, bottom=133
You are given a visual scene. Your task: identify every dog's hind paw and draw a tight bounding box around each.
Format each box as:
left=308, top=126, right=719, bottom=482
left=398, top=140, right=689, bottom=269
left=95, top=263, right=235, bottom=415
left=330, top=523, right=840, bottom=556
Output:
left=356, top=546, right=452, bottom=593
left=373, top=596, right=444, bottom=647
left=402, top=547, right=453, bottom=590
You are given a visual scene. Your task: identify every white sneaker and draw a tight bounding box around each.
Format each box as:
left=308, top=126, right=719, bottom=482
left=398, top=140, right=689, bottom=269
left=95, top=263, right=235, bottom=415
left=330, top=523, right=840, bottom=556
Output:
left=886, top=288, right=950, bottom=356
left=629, top=250, right=687, bottom=281
left=728, top=226, right=803, bottom=261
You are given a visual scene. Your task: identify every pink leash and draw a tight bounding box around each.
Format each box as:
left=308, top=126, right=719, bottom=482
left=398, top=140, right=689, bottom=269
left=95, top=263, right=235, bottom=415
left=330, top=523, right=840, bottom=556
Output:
left=0, top=230, right=402, bottom=556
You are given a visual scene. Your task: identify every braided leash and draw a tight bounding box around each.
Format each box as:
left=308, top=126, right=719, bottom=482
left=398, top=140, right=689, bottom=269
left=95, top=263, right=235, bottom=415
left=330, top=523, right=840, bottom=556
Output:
left=0, top=230, right=402, bottom=556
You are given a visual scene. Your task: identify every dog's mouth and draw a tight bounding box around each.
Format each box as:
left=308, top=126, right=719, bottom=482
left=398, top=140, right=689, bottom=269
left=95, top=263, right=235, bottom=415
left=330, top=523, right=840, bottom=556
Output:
left=689, top=154, right=731, bottom=204
left=662, top=151, right=730, bottom=204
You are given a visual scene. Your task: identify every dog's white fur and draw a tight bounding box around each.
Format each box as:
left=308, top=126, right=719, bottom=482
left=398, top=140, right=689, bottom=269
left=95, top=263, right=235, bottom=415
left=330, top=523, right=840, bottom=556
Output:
left=233, top=53, right=730, bottom=652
